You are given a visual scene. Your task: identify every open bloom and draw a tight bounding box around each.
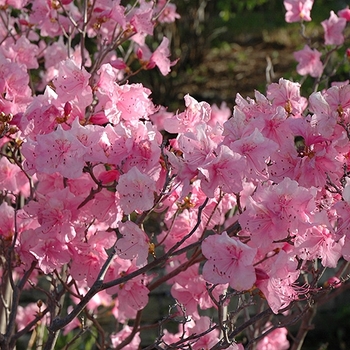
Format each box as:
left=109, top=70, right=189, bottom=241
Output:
left=293, top=45, right=323, bottom=77
left=284, top=0, right=314, bottom=23
left=202, top=232, right=257, bottom=291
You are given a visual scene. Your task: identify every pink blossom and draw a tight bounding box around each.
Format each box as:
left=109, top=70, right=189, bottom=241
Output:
left=116, top=166, right=156, bottom=215
left=239, top=177, right=315, bottom=248
left=0, top=202, right=14, bottom=239
left=2, top=36, right=38, bottom=69
left=53, top=58, right=92, bottom=104
left=229, top=128, right=279, bottom=181
left=110, top=326, right=141, bottom=349
left=105, top=258, right=149, bottom=311
left=28, top=124, right=87, bottom=179
left=255, top=251, right=302, bottom=313
left=202, top=232, right=257, bottom=291
left=293, top=45, right=323, bottom=77
left=295, top=225, right=343, bottom=268
left=199, top=144, right=244, bottom=198
left=0, top=156, right=29, bottom=195
left=163, top=94, right=211, bottom=133
left=16, top=302, right=48, bottom=332
left=30, top=236, right=71, bottom=274
left=116, top=221, right=150, bottom=266
left=170, top=263, right=227, bottom=319
left=0, top=54, right=31, bottom=101
left=256, top=322, right=290, bottom=350
left=70, top=231, right=115, bottom=286
left=267, top=78, right=307, bottom=115
left=321, top=11, right=347, bottom=46
left=146, top=37, right=178, bottom=76
left=284, top=0, right=314, bottom=23
left=155, top=0, right=181, bottom=23
left=338, top=7, right=350, bottom=21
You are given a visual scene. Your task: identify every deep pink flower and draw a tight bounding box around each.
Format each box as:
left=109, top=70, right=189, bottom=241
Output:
left=338, top=7, right=350, bottom=21
left=284, top=0, right=314, bottom=23
left=321, top=11, right=347, bottom=46
left=293, top=45, right=323, bottom=77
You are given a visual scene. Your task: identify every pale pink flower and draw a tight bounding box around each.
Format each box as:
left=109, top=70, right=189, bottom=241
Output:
left=129, top=5, right=154, bottom=36
left=199, top=144, right=244, bottom=198
left=116, top=166, right=156, bottom=215
left=284, top=0, right=314, bottom=23
left=54, top=58, right=92, bottom=102
left=321, top=11, right=347, bottom=46
left=170, top=263, right=227, bottom=319
left=155, top=0, right=181, bottom=23
left=293, top=45, right=323, bottom=77
left=116, top=221, right=149, bottom=266
left=111, top=326, right=141, bottom=349
left=29, top=124, right=87, bottom=179
left=202, top=232, right=257, bottom=291
left=30, top=236, right=71, bottom=274
left=267, top=78, right=307, bottom=114
left=146, top=37, right=178, bottom=76
left=163, top=94, right=211, bottom=133
left=105, top=258, right=149, bottom=311
left=16, top=302, right=48, bottom=332
left=256, top=322, right=290, bottom=350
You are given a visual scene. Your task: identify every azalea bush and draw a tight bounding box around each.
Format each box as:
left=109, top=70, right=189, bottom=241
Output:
left=0, top=0, right=350, bottom=349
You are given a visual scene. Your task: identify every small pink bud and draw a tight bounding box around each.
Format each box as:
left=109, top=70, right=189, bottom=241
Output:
left=64, top=101, right=72, bottom=116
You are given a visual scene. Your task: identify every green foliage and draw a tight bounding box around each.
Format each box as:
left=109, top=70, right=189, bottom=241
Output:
left=217, top=0, right=271, bottom=21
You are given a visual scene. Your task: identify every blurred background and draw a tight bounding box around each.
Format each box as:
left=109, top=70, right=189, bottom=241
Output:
left=132, top=0, right=350, bottom=111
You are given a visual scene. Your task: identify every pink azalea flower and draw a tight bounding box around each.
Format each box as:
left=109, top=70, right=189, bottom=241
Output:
left=155, top=0, right=181, bottom=23
left=295, top=225, right=343, bottom=268
left=229, top=128, right=279, bottom=181
left=129, top=5, right=154, bottom=36
left=321, top=11, right=347, bottom=46
left=293, top=45, right=323, bottom=77
left=202, top=232, right=257, bottom=291
left=284, top=0, right=314, bottom=23
left=255, top=251, right=302, bottom=313
left=199, top=144, right=244, bottom=198
left=106, top=258, right=150, bottom=311
left=30, top=236, right=71, bottom=274
left=70, top=231, right=115, bottom=286
left=16, top=302, right=48, bottom=332
left=0, top=156, right=29, bottom=195
left=116, top=166, right=157, bottom=215
left=110, top=325, right=141, bottom=349
left=116, top=221, right=150, bottom=266
left=239, top=177, right=315, bottom=248
left=54, top=58, right=92, bottom=104
left=146, top=37, right=178, bottom=76
left=163, top=94, right=211, bottom=133
left=256, top=322, right=290, bottom=350
left=170, top=263, right=227, bottom=319
left=267, top=78, right=307, bottom=115
left=30, top=124, right=87, bottom=179
left=0, top=202, right=15, bottom=239
left=338, top=7, right=350, bottom=21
